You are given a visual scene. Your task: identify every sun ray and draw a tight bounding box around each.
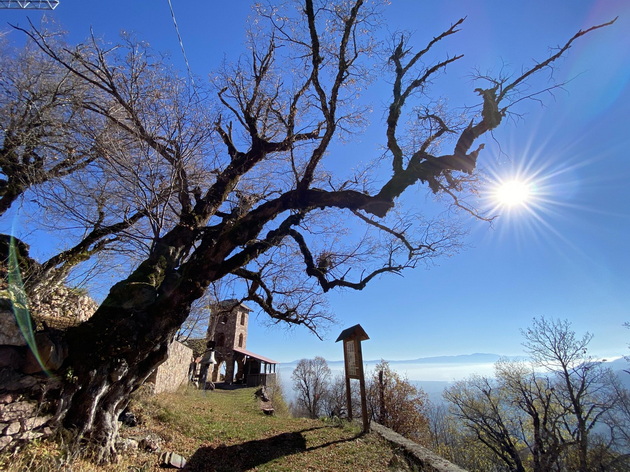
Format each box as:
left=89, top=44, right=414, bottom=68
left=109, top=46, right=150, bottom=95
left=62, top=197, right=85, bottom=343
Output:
left=474, top=118, right=620, bottom=258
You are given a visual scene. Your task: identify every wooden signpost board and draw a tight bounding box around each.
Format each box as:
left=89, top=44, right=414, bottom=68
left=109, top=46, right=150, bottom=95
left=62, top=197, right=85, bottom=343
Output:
left=336, top=324, right=369, bottom=433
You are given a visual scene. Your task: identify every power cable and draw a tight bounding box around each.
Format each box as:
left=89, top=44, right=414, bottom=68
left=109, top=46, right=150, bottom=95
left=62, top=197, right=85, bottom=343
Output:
left=166, top=0, right=195, bottom=92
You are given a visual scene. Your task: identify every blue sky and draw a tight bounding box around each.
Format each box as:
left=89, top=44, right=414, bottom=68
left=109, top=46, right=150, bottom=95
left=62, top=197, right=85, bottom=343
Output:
left=2, top=1, right=629, bottom=366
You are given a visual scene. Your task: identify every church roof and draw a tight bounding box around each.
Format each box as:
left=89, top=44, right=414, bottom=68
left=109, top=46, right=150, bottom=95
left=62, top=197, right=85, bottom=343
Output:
left=233, top=347, right=278, bottom=365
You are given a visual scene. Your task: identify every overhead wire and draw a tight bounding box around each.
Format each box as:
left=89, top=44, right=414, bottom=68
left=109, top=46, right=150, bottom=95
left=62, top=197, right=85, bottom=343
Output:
left=166, top=0, right=196, bottom=94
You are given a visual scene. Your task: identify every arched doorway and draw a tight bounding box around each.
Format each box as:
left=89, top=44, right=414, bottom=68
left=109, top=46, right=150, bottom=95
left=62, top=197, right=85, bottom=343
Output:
left=211, top=360, right=227, bottom=383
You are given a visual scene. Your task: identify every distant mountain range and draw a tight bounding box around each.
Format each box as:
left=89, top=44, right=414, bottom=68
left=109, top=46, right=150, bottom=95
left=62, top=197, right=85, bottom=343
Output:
left=375, top=353, right=514, bottom=365
left=279, top=354, right=629, bottom=404
left=287, top=353, right=520, bottom=366
left=602, top=357, right=629, bottom=371
left=278, top=354, right=629, bottom=405
left=286, top=353, right=628, bottom=368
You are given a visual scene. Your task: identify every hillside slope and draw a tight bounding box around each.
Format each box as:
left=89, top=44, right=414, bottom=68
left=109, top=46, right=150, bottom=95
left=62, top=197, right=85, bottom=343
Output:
left=2, top=386, right=416, bottom=471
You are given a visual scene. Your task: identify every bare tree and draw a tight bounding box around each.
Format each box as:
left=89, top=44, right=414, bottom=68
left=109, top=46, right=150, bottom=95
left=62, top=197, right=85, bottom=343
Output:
left=1, top=31, right=216, bottom=302
left=322, top=373, right=353, bottom=418
left=444, top=319, right=625, bottom=472
left=0, top=37, right=97, bottom=216
left=445, top=375, right=528, bottom=472
left=291, top=356, right=331, bottom=419
left=0, top=1, right=615, bottom=462
left=522, top=317, right=621, bottom=472
left=602, top=382, right=630, bottom=470
left=425, top=402, right=504, bottom=471
left=495, top=359, right=572, bottom=472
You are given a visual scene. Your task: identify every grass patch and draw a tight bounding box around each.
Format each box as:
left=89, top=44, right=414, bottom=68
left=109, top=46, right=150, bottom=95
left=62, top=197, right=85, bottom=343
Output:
left=1, top=386, right=414, bottom=471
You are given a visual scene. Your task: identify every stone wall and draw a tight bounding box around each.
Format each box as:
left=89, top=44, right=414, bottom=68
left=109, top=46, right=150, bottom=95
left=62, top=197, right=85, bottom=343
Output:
left=149, top=341, right=193, bottom=394
left=0, top=309, right=59, bottom=453
left=371, top=423, right=468, bottom=472
left=1, top=234, right=98, bottom=330
left=30, top=286, right=98, bottom=329
left=0, top=395, right=53, bottom=452
left=0, top=306, right=25, bottom=346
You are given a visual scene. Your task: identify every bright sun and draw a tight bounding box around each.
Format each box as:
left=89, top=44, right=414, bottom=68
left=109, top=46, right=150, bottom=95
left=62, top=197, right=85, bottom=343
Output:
left=495, top=180, right=531, bottom=207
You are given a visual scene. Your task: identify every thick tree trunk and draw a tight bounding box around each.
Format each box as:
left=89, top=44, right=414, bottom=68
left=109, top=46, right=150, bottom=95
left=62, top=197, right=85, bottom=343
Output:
left=48, top=217, right=228, bottom=462
left=53, top=256, right=196, bottom=462
left=55, top=305, right=176, bottom=462
left=55, top=306, right=178, bottom=462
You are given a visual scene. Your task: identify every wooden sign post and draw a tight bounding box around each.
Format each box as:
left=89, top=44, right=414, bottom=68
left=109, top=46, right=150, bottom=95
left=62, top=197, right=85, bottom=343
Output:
left=336, top=324, right=369, bottom=433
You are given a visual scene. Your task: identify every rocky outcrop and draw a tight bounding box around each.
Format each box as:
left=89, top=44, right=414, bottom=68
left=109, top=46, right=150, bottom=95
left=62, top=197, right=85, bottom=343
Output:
left=0, top=362, right=59, bottom=453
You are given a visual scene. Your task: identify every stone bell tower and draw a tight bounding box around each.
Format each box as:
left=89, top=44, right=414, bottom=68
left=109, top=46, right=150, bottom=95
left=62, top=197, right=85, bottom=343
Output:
left=207, top=300, right=251, bottom=384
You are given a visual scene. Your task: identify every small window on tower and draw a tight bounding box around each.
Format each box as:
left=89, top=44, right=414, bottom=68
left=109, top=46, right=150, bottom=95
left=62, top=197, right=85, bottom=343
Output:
left=221, top=315, right=228, bottom=324
left=240, top=313, right=245, bottom=325
left=238, top=333, right=244, bottom=348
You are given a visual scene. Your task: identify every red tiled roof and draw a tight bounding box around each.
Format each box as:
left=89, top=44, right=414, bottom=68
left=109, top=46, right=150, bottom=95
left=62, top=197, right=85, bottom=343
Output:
left=233, top=347, right=278, bottom=364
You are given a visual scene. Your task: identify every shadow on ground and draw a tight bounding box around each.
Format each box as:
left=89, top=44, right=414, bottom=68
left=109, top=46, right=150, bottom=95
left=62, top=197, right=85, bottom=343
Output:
left=184, top=427, right=362, bottom=471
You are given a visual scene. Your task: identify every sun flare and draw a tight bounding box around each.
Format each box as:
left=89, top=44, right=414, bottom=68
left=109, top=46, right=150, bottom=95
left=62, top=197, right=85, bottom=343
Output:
left=495, top=180, right=532, bottom=207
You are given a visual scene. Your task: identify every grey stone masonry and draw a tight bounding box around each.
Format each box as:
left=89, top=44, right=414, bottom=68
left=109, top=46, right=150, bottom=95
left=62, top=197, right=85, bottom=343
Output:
left=371, top=422, right=468, bottom=472
left=149, top=340, right=193, bottom=394
left=208, top=300, right=252, bottom=384
left=0, top=310, right=26, bottom=346
left=211, top=300, right=250, bottom=351
left=0, top=397, right=53, bottom=452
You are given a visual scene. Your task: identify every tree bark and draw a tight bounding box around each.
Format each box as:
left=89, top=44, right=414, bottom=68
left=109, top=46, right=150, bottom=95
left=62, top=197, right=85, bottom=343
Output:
left=56, top=298, right=183, bottom=462
left=53, top=227, right=200, bottom=461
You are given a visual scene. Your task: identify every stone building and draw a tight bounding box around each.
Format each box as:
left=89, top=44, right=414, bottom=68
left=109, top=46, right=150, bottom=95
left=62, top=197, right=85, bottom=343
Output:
left=207, top=300, right=277, bottom=387
left=145, top=340, right=192, bottom=394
